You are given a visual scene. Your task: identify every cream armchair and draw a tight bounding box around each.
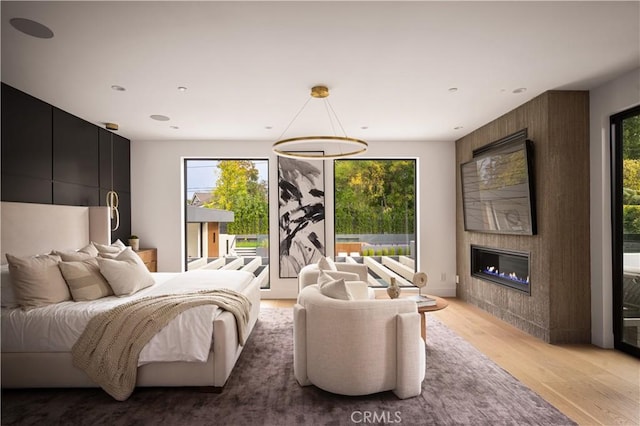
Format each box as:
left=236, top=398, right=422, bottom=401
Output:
left=293, top=285, right=426, bottom=399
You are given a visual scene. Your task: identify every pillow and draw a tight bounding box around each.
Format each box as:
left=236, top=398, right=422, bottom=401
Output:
left=345, top=281, right=371, bottom=300
left=59, top=258, right=113, bottom=301
left=78, top=243, right=99, bottom=257
left=92, top=240, right=125, bottom=255
left=1, top=264, right=18, bottom=308
left=51, top=249, right=94, bottom=262
left=324, top=270, right=359, bottom=282
left=51, top=242, right=101, bottom=261
left=318, top=270, right=353, bottom=300
left=5, top=253, right=71, bottom=309
left=97, top=248, right=154, bottom=297
left=98, top=252, right=122, bottom=259
left=112, top=239, right=127, bottom=250
left=317, top=256, right=337, bottom=271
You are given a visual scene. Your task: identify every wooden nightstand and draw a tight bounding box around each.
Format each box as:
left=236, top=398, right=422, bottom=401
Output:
left=135, top=248, right=157, bottom=272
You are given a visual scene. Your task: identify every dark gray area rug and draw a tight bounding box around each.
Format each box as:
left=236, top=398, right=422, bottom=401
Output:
left=1, top=307, right=575, bottom=426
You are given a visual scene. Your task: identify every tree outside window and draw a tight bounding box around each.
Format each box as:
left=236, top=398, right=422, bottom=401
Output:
left=622, top=115, right=640, bottom=236
left=185, top=159, right=269, bottom=288
left=334, top=159, right=416, bottom=285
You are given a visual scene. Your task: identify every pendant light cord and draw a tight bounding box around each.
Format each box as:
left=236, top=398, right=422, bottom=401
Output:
left=324, top=98, right=348, bottom=137
left=277, top=96, right=312, bottom=141
left=110, top=132, right=114, bottom=191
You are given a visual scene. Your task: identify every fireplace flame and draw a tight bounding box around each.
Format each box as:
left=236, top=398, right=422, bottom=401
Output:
left=483, top=266, right=529, bottom=284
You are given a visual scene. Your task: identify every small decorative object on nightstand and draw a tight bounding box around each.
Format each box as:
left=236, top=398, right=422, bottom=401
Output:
left=387, top=277, right=401, bottom=299
left=128, top=235, right=140, bottom=251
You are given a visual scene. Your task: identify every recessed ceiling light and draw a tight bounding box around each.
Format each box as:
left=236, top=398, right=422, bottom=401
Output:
left=360, top=126, right=369, bottom=130
left=513, top=88, right=527, bottom=94
left=448, top=88, right=458, bottom=93
left=177, top=86, right=187, bottom=92
left=454, top=126, right=464, bottom=130
left=10, top=17, right=54, bottom=39
left=111, top=85, right=126, bottom=92
left=264, top=126, right=273, bottom=130
left=150, top=115, right=170, bottom=121
left=170, top=125, right=179, bottom=129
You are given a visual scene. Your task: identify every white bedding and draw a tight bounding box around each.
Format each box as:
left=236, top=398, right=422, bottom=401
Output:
left=1, top=269, right=255, bottom=365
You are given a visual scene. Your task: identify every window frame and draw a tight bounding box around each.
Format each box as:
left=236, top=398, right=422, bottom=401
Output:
left=183, top=158, right=270, bottom=288
left=333, top=157, right=418, bottom=287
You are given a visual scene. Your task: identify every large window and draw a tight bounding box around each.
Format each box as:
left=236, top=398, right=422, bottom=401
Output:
left=334, top=159, right=416, bottom=287
left=184, top=159, right=269, bottom=288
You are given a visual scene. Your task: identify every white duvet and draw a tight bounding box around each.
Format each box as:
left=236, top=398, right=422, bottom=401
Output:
left=1, top=269, right=255, bottom=365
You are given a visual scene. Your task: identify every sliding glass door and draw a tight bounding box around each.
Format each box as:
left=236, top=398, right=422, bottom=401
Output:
left=612, top=104, right=640, bottom=358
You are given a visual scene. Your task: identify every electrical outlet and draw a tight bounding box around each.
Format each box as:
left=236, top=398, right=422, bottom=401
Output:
left=455, top=275, right=459, bottom=284
left=440, top=272, right=446, bottom=281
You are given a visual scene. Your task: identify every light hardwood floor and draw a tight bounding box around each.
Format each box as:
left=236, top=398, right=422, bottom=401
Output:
left=261, top=298, right=640, bottom=425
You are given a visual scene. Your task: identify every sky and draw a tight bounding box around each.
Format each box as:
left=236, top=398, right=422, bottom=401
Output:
left=185, top=159, right=269, bottom=199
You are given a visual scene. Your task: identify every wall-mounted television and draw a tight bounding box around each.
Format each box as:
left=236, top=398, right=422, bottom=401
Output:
left=460, top=131, right=537, bottom=235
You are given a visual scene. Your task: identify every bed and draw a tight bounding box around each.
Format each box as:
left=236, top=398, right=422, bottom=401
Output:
left=1, top=201, right=261, bottom=395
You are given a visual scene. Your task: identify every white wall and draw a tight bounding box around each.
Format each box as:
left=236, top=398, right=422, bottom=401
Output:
left=590, top=67, right=640, bottom=348
left=130, top=139, right=457, bottom=299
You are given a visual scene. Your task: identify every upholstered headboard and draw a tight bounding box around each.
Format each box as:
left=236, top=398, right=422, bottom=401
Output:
left=1, top=202, right=111, bottom=264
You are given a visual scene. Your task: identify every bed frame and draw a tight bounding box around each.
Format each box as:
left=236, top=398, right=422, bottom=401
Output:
left=1, top=201, right=261, bottom=389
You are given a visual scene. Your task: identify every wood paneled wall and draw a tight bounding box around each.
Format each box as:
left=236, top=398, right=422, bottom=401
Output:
left=455, top=91, right=590, bottom=343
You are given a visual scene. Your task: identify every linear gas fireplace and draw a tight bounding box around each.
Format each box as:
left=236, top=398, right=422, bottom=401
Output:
left=471, top=245, right=530, bottom=294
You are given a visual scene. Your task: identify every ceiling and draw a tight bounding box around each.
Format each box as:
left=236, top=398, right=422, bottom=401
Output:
left=2, top=1, right=639, bottom=143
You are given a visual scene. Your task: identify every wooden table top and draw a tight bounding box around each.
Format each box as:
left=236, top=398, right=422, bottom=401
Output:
left=415, top=295, right=449, bottom=313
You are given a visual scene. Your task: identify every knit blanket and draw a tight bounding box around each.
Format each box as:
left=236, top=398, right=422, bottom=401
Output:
left=71, top=288, right=252, bottom=401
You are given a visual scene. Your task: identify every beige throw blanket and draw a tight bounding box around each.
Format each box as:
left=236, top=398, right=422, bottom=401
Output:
left=72, top=288, right=252, bottom=401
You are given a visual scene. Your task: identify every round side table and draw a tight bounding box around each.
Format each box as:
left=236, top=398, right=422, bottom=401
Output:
left=415, top=295, right=448, bottom=340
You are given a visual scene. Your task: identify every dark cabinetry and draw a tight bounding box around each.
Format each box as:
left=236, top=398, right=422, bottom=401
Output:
left=53, top=108, right=100, bottom=187
left=99, top=128, right=130, bottom=192
left=54, top=182, right=100, bottom=206
left=1, top=83, right=131, bottom=241
left=1, top=175, right=52, bottom=204
left=1, top=83, right=53, bottom=203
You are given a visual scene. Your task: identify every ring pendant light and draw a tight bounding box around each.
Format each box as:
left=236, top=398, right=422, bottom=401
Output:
left=272, top=85, right=368, bottom=160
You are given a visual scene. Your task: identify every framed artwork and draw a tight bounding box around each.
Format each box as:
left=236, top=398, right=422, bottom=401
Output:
left=278, top=154, right=325, bottom=278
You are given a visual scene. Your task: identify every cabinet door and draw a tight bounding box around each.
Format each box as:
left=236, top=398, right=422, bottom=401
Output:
left=54, top=182, right=100, bottom=206
left=1, top=84, right=52, bottom=179
left=113, top=133, right=130, bottom=193
left=1, top=174, right=52, bottom=204
left=53, top=108, right=99, bottom=187
left=99, top=129, right=130, bottom=193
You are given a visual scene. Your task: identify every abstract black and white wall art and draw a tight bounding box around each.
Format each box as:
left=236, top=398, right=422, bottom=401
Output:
left=278, top=155, right=325, bottom=278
